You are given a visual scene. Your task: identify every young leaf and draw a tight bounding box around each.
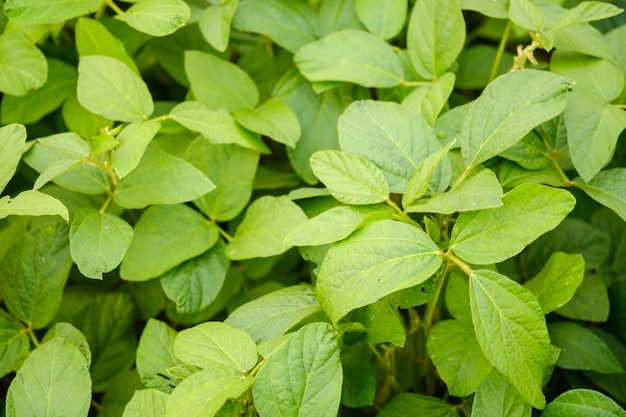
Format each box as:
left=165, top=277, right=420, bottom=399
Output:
left=461, top=70, right=572, bottom=169
left=378, top=393, right=459, bottom=417
left=451, top=183, right=575, bottom=265
left=115, top=0, right=191, bottom=37
left=0, top=222, right=72, bottom=329
left=120, top=204, right=219, bottom=281
left=406, top=168, right=502, bottom=214
left=401, top=72, right=456, bottom=125
left=122, top=389, right=168, bottom=417
left=0, top=123, right=26, bottom=192
left=253, top=323, right=342, bottom=417
left=174, top=322, right=257, bottom=372
left=355, top=0, right=407, bottom=40
left=0, top=191, right=69, bottom=221
left=0, top=32, right=47, bottom=96
left=114, top=150, right=215, bottom=209
left=233, top=98, right=301, bottom=148
left=469, top=270, right=551, bottom=409
left=316, top=219, right=442, bottom=323
left=523, top=252, right=585, bottom=314
left=184, top=50, right=259, bottom=112
left=4, top=0, right=101, bottom=24
left=294, top=29, right=404, bottom=88
left=70, top=209, right=134, bottom=279
left=402, top=141, right=455, bottom=208
left=573, top=169, right=626, bottom=223
left=548, top=321, right=623, bottom=374
left=407, top=0, right=466, bottom=80
left=136, top=319, right=182, bottom=394
left=541, top=389, right=626, bottom=417
left=5, top=338, right=91, bottom=417
left=198, top=0, right=239, bottom=52
left=0, top=309, right=29, bottom=378
left=552, top=2, right=624, bottom=30
left=225, top=285, right=322, bottom=343
left=427, top=320, right=493, bottom=397
left=472, top=370, right=532, bottom=417
left=225, top=196, right=308, bottom=260
left=310, top=150, right=390, bottom=205
left=77, top=55, right=154, bottom=122
left=111, top=121, right=161, bottom=178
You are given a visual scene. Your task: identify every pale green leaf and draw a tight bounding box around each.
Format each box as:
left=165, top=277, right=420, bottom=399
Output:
left=451, top=183, right=575, bottom=265
left=573, top=169, right=626, bottom=223
left=116, top=0, right=190, bottom=37
left=0, top=309, right=29, bottom=378
left=233, top=98, right=301, bottom=148
left=5, top=338, right=91, bottom=417
left=185, top=50, right=258, bottom=112
left=524, top=252, right=585, bottom=314
left=120, top=204, right=219, bottom=281
left=69, top=208, right=133, bottom=279
left=549, top=321, right=623, bottom=374
left=122, top=389, right=168, bottom=417
left=161, top=240, right=229, bottom=314
left=427, top=320, right=493, bottom=397
left=0, top=123, right=26, bottom=192
left=225, top=285, right=322, bottom=343
left=553, top=1, right=624, bottom=30
left=317, top=219, right=442, bottom=323
left=310, top=150, right=390, bottom=205
left=174, top=321, right=257, bottom=372
left=225, top=196, right=308, bottom=260
left=402, top=141, right=455, bottom=208
left=77, top=55, right=154, bottom=122
left=114, top=150, right=215, bottom=209
left=338, top=100, right=447, bottom=193
left=0, top=32, right=47, bottom=96
left=41, top=322, right=91, bottom=366
left=406, top=169, right=502, bottom=214
left=472, top=370, right=532, bottom=417
left=62, top=95, right=113, bottom=140
left=136, top=319, right=182, bottom=394
left=111, top=120, right=161, bottom=178
left=294, top=29, right=404, bottom=88
left=253, top=323, right=342, bottom=417
left=0, top=222, right=72, bottom=328
left=407, top=0, right=466, bottom=79
left=470, top=270, right=551, bottom=409
left=401, top=72, right=456, bottom=125
left=378, top=393, right=459, bottom=417
left=445, top=270, right=471, bottom=322
left=551, top=52, right=624, bottom=101
left=461, top=70, right=572, bottom=169
left=355, top=0, right=407, bottom=39
left=0, top=191, right=69, bottom=221
left=198, top=0, right=239, bottom=52
left=4, top=0, right=102, bottom=24
left=554, top=22, right=614, bottom=60
left=460, top=0, right=508, bottom=18
left=509, top=0, right=546, bottom=31
left=541, top=389, right=626, bottom=417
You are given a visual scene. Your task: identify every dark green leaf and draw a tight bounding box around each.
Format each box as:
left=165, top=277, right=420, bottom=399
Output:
left=573, top=169, right=626, bottom=223
left=555, top=273, right=610, bottom=323
left=340, top=345, right=376, bottom=407
left=0, top=309, right=29, bottom=378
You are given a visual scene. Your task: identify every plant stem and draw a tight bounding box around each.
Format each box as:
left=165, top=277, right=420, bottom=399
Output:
left=615, top=104, right=626, bottom=109
left=548, top=156, right=572, bottom=187
left=214, top=223, right=235, bottom=242
left=444, top=251, right=473, bottom=276
left=104, top=0, right=125, bottom=15
left=400, top=80, right=431, bottom=88
left=449, top=169, right=469, bottom=192
left=25, top=325, right=40, bottom=348
left=488, top=19, right=512, bottom=83
left=421, top=267, right=448, bottom=335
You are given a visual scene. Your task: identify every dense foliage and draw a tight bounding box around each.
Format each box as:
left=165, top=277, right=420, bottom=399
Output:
left=1, top=0, right=626, bottom=416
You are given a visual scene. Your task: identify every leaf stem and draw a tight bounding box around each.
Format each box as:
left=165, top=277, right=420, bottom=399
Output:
left=421, top=266, right=448, bottom=335
left=213, top=221, right=235, bottom=243
left=104, top=0, right=125, bottom=15
left=449, top=168, right=469, bottom=192
left=247, top=356, right=267, bottom=377
left=25, top=325, right=41, bottom=348
left=400, top=80, right=431, bottom=88
left=548, top=157, right=572, bottom=187
left=488, top=19, right=512, bottom=83
left=614, top=104, right=626, bottom=109
left=443, top=251, right=473, bottom=276
left=385, top=198, right=410, bottom=219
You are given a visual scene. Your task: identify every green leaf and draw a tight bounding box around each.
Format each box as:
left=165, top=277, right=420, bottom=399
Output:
left=355, top=0, right=407, bottom=40
left=186, top=138, right=259, bottom=222
left=317, top=219, right=442, bottom=323
left=338, top=100, right=447, bottom=193
left=548, top=321, right=623, bottom=374
left=225, top=196, right=308, bottom=260
left=174, top=321, right=257, bottom=372
left=122, top=389, right=168, bottom=417
left=406, top=168, right=502, bottom=214
left=169, top=101, right=269, bottom=153
left=77, top=55, right=154, bottom=122
left=472, top=370, right=532, bottom=417
left=4, top=0, right=101, bottom=24
left=253, top=323, right=342, bottom=417
left=310, top=150, right=390, bottom=205
left=69, top=208, right=134, bottom=279
left=5, top=338, right=91, bottom=417
left=0, top=309, right=29, bottom=378
left=553, top=1, right=624, bottom=30
left=225, top=285, right=322, bottom=343
left=573, top=169, right=626, bottom=223
left=0, top=191, right=69, bottom=221
left=401, top=72, right=456, bottom=125
left=445, top=270, right=471, bottom=321
left=0, top=222, right=72, bottom=328
left=551, top=52, right=623, bottom=101
left=232, top=0, right=320, bottom=53
left=233, top=99, right=301, bottom=148
left=407, top=0, right=466, bottom=79
left=62, top=95, right=113, bottom=140
left=378, top=393, right=459, bottom=417
left=555, top=273, right=610, bottom=323
left=115, top=0, right=190, bottom=37
left=469, top=270, right=551, bottom=409
left=460, top=0, right=508, bottom=18
left=0, top=123, right=27, bottom=192
left=114, top=150, right=215, bottom=209
left=523, top=252, right=585, bottom=314
left=509, top=0, right=546, bottom=31
left=541, top=389, right=626, bottom=417
left=111, top=120, right=162, bottom=178
left=346, top=298, right=406, bottom=346
left=166, top=367, right=254, bottom=417
left=427, top=320, right=493, bottom=397
left=318, top=0, right=364, bottom=34
left=41, top=322, right=91, bottom=366
left=0, top=32, right=47, bottom=96
left=499, top=131, right=550, bottom=170
left=121, top=204, right=219, bottom=281
left=294, top=29, right=404, bottom=88
left=136, top=319, right=182, bottom=394
left=451, top=183, right=575, bottom=265
left=402, top=141, right=455, bottom=208
left=198, top=0, right=239, bottom=52
left=340, top=345, right=376, bottom=407
left=461, top=70, right=572, bottom=169
left=161, top=240, right=229, bottom=314
left=184, top=50, right=259, bottom=112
